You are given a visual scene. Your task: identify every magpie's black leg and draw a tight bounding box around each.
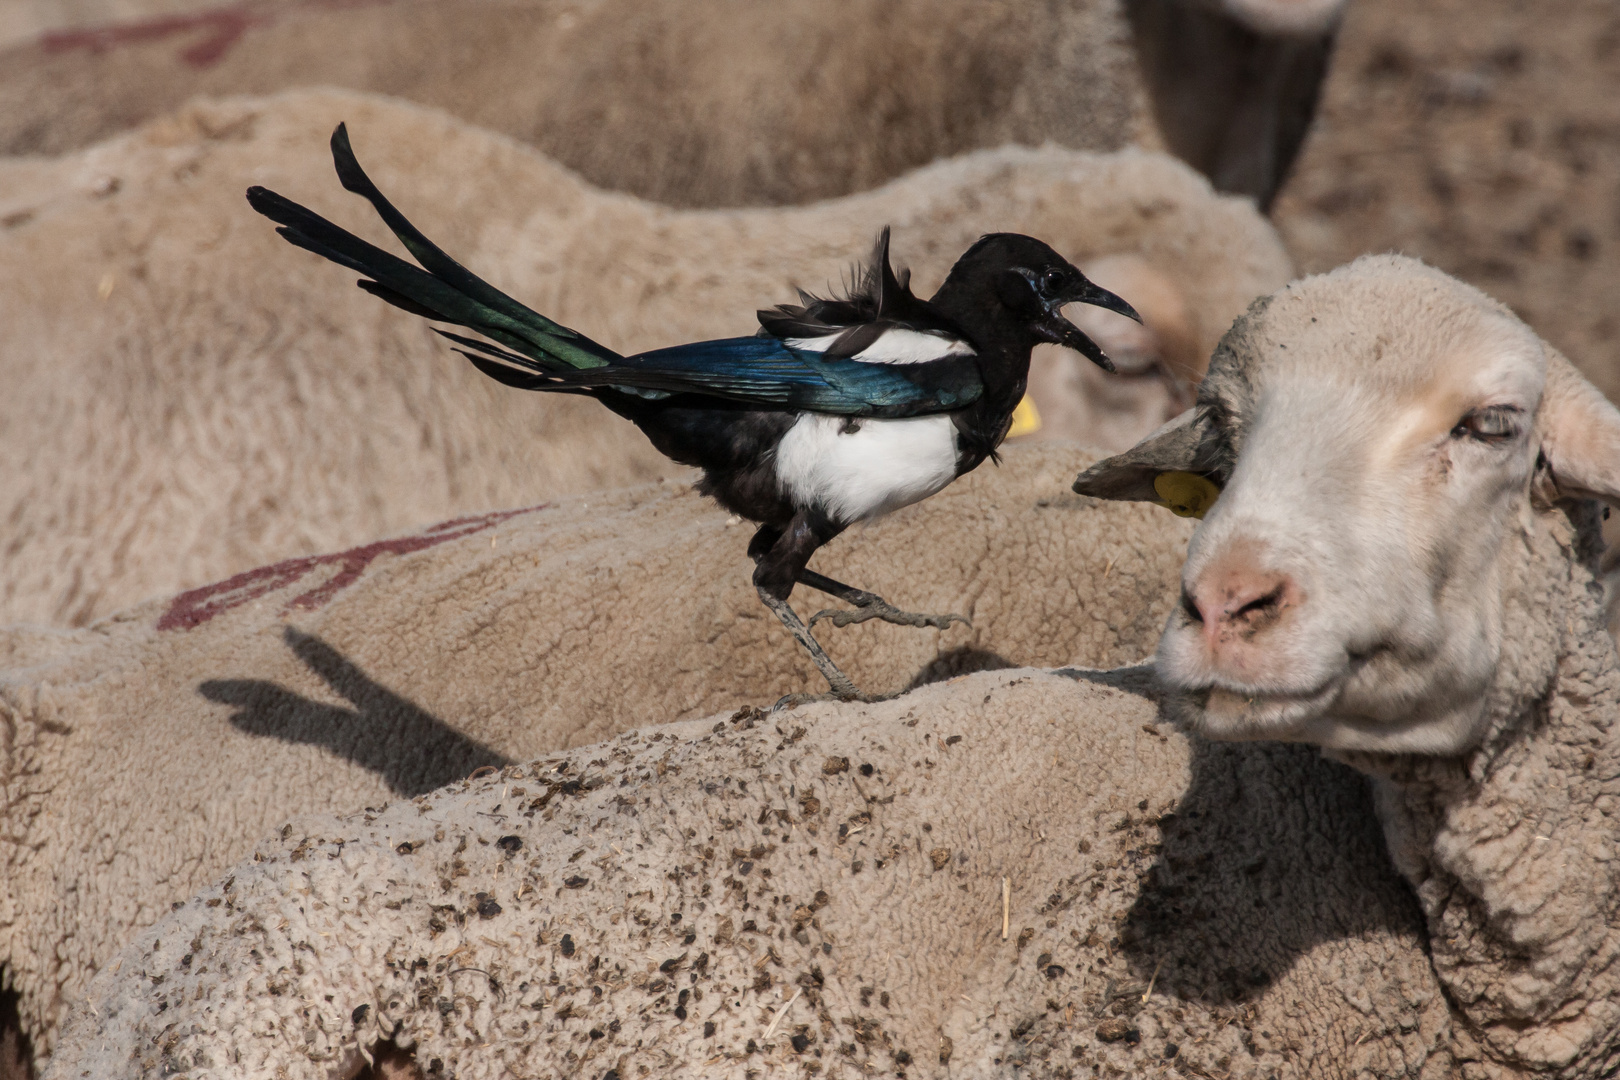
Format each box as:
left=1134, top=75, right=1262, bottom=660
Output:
left=746, top=523, right=784, bottom=562
left=798, top=568, right=971, bottom=633
left=750, top=517, right=863, bottom=700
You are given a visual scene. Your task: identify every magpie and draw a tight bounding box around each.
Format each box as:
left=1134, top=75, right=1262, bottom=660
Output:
left=246, top=125, right=1140, bottom=700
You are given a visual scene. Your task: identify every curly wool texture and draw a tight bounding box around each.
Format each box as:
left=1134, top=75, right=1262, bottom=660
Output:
left=44, top=670, right=1454, bottom=1080
left=0, top=444, right=1195, bottom=1063
left=0, top=88, right=1292, bottom=627
left=1347, top=499, right=1620, bottom=1079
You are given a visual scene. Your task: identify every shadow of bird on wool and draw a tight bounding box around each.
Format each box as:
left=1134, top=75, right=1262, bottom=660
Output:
left=201, top=627, right=510, bottom=796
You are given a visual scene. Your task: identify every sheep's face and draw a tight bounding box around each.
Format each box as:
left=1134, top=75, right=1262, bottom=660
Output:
left=1075, top=255, right=1620, bottom=754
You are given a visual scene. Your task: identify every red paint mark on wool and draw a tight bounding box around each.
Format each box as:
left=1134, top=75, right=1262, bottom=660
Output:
left=42, top=8, right=263, bottom=67
left=156, top=505, right=542, bottom=631
left=39, top=0, right=396, bottom=68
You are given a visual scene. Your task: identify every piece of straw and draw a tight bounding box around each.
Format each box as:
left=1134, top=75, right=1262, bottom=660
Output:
left=763, top=987, right=803, bottom=1039
left=1141, top=959, right=1163, bottom=1003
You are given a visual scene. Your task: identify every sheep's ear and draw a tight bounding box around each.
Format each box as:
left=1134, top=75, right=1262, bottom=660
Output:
left=1073, top=405, right=1224, bottom=517
left=1537, top=352, right=1620, bottom=506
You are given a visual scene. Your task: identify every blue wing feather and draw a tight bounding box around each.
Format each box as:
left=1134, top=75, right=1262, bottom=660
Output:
left=601, top=336, right=982, bottom=416
left=439, top=325, right=983, bottom=416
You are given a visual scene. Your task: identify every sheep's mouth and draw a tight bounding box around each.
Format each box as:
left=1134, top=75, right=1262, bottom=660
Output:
left=1170, top=681, right=1342, bottom=738
left=1163, top=649, right=1383, bottom=741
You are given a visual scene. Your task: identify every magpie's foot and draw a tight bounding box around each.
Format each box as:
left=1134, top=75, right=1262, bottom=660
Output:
left=757, top=587, right=864, bottom=699
left=808, top=592, right=970, bottom=632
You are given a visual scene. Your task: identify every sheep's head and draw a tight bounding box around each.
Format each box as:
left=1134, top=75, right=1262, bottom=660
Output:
left=1075, top=255, right=1620, bottom=754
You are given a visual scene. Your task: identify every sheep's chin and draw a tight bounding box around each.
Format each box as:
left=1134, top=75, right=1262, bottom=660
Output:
left=1163, top=680, right=1343, bottom=742
left=1165, top=670, right=1494, bottom=755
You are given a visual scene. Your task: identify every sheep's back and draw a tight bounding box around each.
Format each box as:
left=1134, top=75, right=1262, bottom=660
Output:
left=0, top=439, right=1194, bottom=1057
left=0, top=0, right=1152, bottom=207
left=44, top=670, right=1454, bottom=1079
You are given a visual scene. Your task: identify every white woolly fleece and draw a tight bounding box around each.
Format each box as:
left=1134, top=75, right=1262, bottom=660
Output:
left=44, top=669, right=1450, bottom=1080
left=0, top=442, right=1197, bottom=1063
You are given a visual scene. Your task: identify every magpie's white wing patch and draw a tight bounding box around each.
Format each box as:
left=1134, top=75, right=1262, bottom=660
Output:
left=783, top=335, right=839, bottom=354
left=850, top=329, right=976, bottom=365
left=786, top=328, right=975, bottom=365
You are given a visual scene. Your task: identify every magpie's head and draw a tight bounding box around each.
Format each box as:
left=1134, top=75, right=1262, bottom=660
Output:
left=934, top=233, right=1142, bottom=372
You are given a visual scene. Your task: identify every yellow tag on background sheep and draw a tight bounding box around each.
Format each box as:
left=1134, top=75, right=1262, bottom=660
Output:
left=1153, top=471, right=1220, bottom=518
left=1008, top=395, right=1041, bottom=438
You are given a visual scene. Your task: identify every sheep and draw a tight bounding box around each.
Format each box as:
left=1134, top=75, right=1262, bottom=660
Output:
left=1126, top=0, right=1348, bottom=209
left=1074, top=254, right=1620, bottom=1077
left=0, top=87, right=1291, bottom=628
left=41, top=668, right=1454, bottom=1080
left=0, top=0, right=1343, bottom=209
left=0, top=441, right=1197, bottom=1069
left=0, top=0, right=1154, bottom=206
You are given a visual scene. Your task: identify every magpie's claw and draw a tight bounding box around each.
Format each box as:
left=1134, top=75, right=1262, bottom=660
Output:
left=808, top=596, right=971, bottom=632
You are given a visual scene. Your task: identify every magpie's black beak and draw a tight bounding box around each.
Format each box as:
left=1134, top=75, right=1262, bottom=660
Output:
left=1035, top=278, right=1142, bottom=374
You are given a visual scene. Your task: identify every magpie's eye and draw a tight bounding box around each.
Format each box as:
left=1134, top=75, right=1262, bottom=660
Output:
left=1450, top=404, right=1522, bottom=442
left=1040, top=268, right=1066, bottom=295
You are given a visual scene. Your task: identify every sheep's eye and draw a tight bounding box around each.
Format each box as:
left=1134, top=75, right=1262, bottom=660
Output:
left=1451, top=405, right=1522, bottom=442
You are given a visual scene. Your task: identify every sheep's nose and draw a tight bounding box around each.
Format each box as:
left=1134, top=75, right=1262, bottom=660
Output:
left=1182, top=561, right=1302, bottom=648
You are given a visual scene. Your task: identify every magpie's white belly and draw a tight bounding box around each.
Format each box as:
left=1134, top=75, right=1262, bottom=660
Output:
left=773, top=413, right=960, bottom=525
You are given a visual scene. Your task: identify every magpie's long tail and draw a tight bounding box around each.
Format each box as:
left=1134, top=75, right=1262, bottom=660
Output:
left=246, top=123, right=621, bottom=383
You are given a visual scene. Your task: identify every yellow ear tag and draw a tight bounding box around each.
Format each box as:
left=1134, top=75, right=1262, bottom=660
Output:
left=1007, top=395, right=1042, bottom=438
left=1152, top=471, right=1220, bottom=519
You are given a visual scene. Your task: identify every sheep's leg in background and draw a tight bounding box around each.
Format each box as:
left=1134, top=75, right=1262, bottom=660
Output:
left=799, top=568, right=970, bottom=632
left=1124, top=0, right=1340, bottom=210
